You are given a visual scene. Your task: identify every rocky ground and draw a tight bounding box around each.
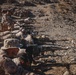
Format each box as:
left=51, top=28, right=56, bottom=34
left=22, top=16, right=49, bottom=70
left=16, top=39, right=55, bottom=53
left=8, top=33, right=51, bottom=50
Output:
left=0, top=0, right=76, bottom=75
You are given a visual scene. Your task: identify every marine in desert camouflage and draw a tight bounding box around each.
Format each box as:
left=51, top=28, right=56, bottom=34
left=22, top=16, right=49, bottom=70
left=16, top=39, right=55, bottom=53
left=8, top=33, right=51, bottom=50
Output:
left=1, top=9, right=14, bottom=31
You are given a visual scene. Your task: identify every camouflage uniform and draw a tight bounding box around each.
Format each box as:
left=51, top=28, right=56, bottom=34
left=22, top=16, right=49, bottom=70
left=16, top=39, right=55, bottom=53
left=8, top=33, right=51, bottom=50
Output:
left=1, top=12, right=13, bottom=24
left=1, top=11, right=14, bottom=30
left=0, top=58, right=39, bottom=75
left=0, top=38, right=39, bottom=75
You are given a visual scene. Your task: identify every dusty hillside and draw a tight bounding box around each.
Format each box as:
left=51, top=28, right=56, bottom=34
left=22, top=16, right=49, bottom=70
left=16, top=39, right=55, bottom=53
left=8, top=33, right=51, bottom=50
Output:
left=0, top=0, right=76, bottom=75
left=11, top=0, right=76, bottom=40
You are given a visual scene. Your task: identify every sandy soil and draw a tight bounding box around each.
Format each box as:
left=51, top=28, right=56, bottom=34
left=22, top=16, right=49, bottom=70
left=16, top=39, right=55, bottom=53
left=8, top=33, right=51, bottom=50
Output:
left=0, top=0, right=76, bottom=75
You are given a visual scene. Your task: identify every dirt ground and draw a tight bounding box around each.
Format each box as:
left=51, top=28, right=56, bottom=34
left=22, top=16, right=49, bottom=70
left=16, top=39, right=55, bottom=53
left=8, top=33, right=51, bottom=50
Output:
left=0, top=0, right=76, bottom=75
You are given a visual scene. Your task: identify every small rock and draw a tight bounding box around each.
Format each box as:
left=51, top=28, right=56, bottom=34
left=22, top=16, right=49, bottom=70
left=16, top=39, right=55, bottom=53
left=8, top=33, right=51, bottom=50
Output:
left=63, top=71, right=70, bottom=75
